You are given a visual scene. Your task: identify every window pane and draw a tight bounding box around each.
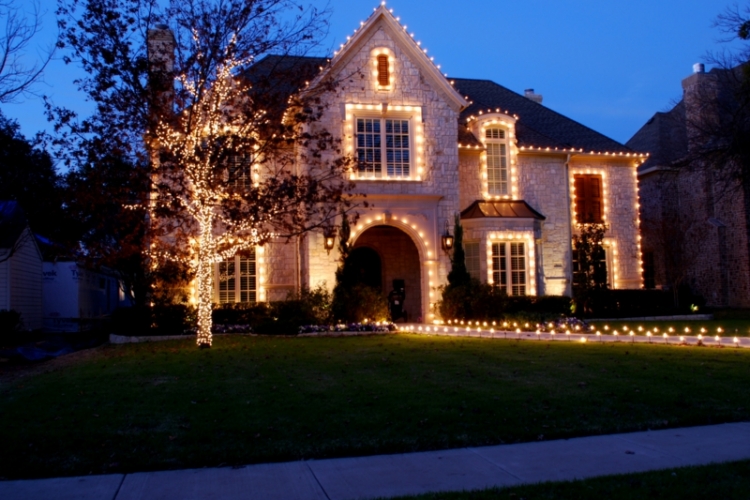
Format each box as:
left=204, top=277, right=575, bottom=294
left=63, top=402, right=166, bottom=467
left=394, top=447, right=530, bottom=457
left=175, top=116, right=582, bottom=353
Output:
left=385, top=119, right=410, bottom=177
left=486, top=130, right=508, bottom=196
left=357, top=118, right=382, bottom=175
left=465, top=242, right=480, bottom=280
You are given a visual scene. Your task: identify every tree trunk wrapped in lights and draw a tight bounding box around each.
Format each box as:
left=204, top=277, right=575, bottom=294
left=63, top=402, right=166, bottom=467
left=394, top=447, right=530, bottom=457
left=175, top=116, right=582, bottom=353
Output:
left=51, top=0, right=356, bottom=347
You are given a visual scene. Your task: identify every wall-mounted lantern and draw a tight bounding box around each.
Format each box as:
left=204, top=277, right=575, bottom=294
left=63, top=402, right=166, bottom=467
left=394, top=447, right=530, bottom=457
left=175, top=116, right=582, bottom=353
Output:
left=441, top=219, right=454, bottom=252
left=324, top=226, right=336, bottom=254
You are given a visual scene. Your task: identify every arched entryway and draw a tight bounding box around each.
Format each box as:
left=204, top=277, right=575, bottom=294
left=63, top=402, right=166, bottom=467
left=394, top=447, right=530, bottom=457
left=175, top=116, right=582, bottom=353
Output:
left=353, top=225, right=422, bottom=322
left=346, top=247, right=382, bottom=290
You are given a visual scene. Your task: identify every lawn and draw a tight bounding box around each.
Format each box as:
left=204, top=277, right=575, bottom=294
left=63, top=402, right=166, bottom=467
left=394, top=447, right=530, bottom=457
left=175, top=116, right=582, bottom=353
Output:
left=588, top=319, right=750, bottom=337
left=385, top=459, right=750, bottom=499
left=1, top=334, right=749, bottom=479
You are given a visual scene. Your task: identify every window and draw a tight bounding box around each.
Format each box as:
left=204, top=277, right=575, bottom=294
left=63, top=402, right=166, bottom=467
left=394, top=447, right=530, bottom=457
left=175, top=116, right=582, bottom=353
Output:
left=485, top=128, right=509, bottom=196
left=227, top=154, right=252, bottom=189
left=465, top=241, right=480, bottom=280
left=492, top=242, right=527, bottom=296
left=574, top=174, right=603, bottom=223
left=356, top=118, right=411, bottom=178
left=216, top=250, right=257, bottom=303
left=377, top=55, right=389, bottom=87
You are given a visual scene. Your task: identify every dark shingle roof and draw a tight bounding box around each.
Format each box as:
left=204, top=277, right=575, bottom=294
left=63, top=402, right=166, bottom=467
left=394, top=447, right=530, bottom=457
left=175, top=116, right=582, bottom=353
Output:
left=626, top=101, right=686, bottom=172
left=461, top=200, right=545, bottom=220
left=0, top=201, right=28, bottom=248
left=452, top=78, right=635, bottom=154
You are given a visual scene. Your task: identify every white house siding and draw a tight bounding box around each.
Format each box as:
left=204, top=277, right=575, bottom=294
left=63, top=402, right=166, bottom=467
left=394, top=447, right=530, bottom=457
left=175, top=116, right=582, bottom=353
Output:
left=6, top=228, right=43, bottom=330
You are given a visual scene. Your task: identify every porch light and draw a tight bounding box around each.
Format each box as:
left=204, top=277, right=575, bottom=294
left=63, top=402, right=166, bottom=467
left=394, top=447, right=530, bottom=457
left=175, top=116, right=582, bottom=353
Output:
left=441, top=220, right=454, bottom=252
left=324, top=227, right=336, bottom=254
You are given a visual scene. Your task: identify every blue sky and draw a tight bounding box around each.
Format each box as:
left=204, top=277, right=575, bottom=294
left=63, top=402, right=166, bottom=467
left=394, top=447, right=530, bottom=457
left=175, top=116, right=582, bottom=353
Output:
left=1, top=0, right=740, bottom=147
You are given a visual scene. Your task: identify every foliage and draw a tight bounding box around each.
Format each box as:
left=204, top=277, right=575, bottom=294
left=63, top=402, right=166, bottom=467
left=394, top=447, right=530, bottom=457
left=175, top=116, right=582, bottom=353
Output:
left=51, top=0, right=356, bottom=345
left=572, top=222, right=608, bottom=315
left=0, top=111, right=70, bottom=246
left=575, top=289, right=702, bottom=319
left=2, top=335, right=749, bottom=479
left=330, top=211, right=387, bottom=323
left=439, top=280, right=570, bottom=324
left=446, top=213, right=470, bottom=289
left=0, top=0, right=53, bottom=103
left=0, top=308, right=23, bottom=335
left=110, top=304, right=196, bottom=336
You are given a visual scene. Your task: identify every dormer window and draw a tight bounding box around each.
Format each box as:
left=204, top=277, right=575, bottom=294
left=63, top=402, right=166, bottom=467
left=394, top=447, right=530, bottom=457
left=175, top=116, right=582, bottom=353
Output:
left=372, top=48, right=394, bottom=90
left=485, top=127, right=508, bottom=196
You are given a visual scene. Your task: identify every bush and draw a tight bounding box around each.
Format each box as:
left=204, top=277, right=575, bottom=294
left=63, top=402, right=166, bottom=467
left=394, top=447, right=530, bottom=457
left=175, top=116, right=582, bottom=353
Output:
left=573, top=289, right=699, bottom=318
left=331, top=283, right=389, bottom=323
left=0, top=309, right=23, bottom=335
left=438, top=281, right=571, bottom=323
left=111, top=304, right=196, bottom=336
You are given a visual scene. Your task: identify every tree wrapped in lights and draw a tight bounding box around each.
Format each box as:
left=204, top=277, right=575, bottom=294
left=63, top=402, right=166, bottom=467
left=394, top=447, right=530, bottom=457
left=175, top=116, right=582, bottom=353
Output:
left=51, top=0, right=355, bottom=346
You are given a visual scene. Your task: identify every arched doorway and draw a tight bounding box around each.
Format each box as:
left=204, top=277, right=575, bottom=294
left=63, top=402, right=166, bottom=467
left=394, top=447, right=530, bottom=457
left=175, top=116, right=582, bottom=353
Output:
left=353, top=225, right=422, bottom=322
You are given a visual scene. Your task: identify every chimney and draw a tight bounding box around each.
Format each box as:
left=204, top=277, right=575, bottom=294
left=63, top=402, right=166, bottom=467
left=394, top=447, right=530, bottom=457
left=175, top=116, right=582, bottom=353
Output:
left=682, top=62, right=718, bottom=150
left=147, top=25, right=176, bottom=117
left=524, top=88, right=543, bottom=104
left=692, top=63, right=705, bottom=74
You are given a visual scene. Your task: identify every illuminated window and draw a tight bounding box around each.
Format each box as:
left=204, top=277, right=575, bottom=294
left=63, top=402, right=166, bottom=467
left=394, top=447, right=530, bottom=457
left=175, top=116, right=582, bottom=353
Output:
left=216, top=250, right=257, bottom=303
left=356, top=118, right=411, bottom=177
left=574, top=174, right=603, bottom=223
left=465, top=241, right=480, bottom=280
left=485, top=128, right=508, bottom=196
left=492, top=242, right=526, bottom=296
left=227, top=154, right=252, bottom=189
left=377, top=55, right=389, bottom=87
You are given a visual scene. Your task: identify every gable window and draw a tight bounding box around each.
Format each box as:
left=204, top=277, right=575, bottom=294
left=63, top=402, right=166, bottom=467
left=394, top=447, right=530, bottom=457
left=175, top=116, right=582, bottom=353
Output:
left=464, top=241, right=480, bottom=280
left=356, top=118, right=411, bottom=178
left=216, top=250, right=257, bottom=303
left=574, top=174, right=603, bottom=223
left=492, top=241, right=526, bottom=296
left=377, top=55, right=389, bottom=87
left=485, top=128, right=508, bottom=196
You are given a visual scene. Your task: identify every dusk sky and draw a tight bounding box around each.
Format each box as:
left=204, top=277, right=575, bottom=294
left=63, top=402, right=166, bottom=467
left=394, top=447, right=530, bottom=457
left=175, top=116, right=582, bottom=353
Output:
left=1, top=0, right=740, bottom=150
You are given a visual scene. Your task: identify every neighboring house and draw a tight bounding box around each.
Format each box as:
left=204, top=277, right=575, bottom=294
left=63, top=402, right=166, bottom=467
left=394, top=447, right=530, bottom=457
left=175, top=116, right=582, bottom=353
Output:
left=191, top=6, right=644, bottom=322
left=628, top=64, right=750, bottom=307
left=42, top=262, right=126, bottom=332
left=0, top=201, right=43, bottom=330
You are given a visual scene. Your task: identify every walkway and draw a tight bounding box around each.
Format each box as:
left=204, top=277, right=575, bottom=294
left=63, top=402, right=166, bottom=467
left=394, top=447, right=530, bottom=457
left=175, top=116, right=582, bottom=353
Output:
left=2, top=422, right=750, bottom=500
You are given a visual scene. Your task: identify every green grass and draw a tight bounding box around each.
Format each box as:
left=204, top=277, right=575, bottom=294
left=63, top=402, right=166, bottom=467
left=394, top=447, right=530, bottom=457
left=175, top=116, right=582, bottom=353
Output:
left=1, top=334, right=749, bottom=480
left=588, top=319, right=750, bottom=336
left=384, top=459, right=750, bottom=499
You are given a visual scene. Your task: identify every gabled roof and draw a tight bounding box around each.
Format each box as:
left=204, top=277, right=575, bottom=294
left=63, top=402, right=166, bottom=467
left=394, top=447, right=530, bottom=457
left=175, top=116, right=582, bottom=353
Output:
left=626, top=101, right=686, bottom=173
left=461, top=200, right=546, bottom=220
left=0, top=201, right=29, bottom=248
left=308, top=5, right=467, bottom=112
left=453, top=78, right=636, bottom=154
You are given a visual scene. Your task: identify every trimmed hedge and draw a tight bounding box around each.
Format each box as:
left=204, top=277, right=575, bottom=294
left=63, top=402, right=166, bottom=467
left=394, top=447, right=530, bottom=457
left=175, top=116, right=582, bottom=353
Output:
left=574, top=289, right=701, bottom=319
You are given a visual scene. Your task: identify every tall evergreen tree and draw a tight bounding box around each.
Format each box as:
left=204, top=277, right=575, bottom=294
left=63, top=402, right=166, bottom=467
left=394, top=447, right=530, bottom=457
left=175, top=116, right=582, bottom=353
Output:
left=446, top=213, right=470, bottom=289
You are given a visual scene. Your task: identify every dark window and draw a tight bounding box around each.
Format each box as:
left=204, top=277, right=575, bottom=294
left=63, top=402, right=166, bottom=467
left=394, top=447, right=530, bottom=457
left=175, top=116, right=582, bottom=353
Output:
left=572, top=244, right=608, bottom=288
left=574, top=174, right=603, bottom=223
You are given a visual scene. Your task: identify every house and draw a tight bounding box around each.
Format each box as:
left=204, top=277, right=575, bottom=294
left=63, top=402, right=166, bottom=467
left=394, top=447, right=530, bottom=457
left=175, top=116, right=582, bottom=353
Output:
left=201, top=5, right=644, bottom=322
left=0, top=201, right=43, bottom=330
left=627, top=63, right=750, bottom=307
left=42, top=262, right=126, bottom=332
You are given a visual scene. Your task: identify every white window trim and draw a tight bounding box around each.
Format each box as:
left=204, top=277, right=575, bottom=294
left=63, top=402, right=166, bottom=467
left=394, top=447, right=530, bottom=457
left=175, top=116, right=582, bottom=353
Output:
left=486, top=232, right=536, bottom=296
left=345, top=103, right=424, bottom=181
left=477, top=115, right=518, bottom=200
left=214, top=250, right=260, bottom=304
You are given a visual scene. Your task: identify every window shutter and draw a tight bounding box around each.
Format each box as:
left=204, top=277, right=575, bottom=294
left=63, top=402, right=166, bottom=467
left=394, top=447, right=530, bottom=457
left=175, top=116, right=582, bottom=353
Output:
left=574, top=174, right=603, bottom=223
left=377, top=55, right=389, bottom=86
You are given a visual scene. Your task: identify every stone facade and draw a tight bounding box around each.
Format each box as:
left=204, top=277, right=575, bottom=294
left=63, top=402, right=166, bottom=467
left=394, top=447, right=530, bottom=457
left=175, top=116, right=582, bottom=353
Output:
left=223, top=6, right=643, bottom=318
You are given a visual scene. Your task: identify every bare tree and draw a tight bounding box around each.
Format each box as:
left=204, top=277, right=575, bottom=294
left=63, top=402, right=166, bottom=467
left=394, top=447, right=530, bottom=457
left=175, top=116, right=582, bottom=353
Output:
left=0, top=0, right=53, bottom=103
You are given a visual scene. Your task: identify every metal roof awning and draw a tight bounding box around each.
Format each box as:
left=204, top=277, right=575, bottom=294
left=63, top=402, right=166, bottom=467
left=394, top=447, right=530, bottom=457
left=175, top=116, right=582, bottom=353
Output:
left=460, top=200, right=546, bottom=220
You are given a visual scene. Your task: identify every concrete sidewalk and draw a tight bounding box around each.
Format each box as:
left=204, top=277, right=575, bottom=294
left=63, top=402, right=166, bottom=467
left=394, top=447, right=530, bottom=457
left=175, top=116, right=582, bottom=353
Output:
left=2, top=422, right=750, bottom=500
